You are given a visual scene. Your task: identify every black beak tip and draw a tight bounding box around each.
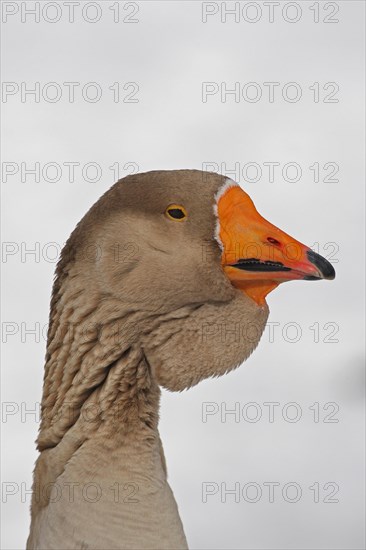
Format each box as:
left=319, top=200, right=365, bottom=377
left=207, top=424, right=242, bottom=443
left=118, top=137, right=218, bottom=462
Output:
left=306, top=250, right=336, bottom=280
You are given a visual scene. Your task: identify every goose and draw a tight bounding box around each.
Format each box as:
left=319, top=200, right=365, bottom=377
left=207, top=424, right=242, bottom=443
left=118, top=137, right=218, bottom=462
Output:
left=27, top=170, right=335, bottom=550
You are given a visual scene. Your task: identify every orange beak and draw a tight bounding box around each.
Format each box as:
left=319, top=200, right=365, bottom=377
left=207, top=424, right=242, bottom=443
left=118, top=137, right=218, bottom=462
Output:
left=217, top=185, right=335, bottom=305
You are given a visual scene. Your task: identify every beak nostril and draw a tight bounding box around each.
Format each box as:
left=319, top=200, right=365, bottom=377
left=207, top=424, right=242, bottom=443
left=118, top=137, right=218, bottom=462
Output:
left=267, top=237, right=281, bottom=246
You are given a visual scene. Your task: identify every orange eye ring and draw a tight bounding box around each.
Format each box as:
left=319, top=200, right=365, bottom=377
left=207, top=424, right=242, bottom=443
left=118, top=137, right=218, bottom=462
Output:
left=165, top=204, right=188, bottom=222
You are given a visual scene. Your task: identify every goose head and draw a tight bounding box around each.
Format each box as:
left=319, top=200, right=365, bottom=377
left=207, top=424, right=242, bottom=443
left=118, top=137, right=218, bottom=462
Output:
left=48, top=170, right=334, bottom=400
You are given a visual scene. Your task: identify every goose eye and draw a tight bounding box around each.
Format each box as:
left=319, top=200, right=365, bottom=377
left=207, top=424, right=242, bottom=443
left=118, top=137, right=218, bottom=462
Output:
left=165, top=204, right=187, bottom=221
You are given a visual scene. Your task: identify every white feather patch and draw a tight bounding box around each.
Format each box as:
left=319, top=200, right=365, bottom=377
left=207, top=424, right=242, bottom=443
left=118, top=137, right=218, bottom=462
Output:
left=213, top=178, right=239, bottom=250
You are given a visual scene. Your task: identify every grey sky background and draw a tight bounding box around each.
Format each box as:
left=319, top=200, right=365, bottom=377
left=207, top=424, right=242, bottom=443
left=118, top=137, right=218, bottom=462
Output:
left=1, top=1, right=365, bottom=549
